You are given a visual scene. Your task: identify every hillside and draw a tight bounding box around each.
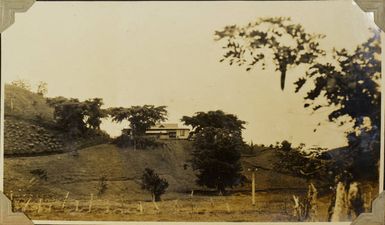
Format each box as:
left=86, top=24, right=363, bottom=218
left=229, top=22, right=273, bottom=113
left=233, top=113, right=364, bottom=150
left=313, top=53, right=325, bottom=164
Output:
left=4, top=141, right=311, bottom=201
left=4, top=84, right=110, bottom=156
left=4, top=84, right=54, bottom=121
left=4, top=142, right=198, bottom=200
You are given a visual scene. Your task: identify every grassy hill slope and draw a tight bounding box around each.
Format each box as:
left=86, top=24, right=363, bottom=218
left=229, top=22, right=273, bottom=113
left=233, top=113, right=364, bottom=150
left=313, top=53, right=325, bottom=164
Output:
left=4, top=84, right=53, bottom=121
left=4, top=84, right=109, bottom=156
left=4, top=142, right=198, bottom=200
left=4, top=141, right=309, bottom=201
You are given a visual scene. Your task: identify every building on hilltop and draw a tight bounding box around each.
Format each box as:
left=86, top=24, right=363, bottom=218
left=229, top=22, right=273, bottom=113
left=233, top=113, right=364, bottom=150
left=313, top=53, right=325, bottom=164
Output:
left=123, top=123, right=190, bottom=140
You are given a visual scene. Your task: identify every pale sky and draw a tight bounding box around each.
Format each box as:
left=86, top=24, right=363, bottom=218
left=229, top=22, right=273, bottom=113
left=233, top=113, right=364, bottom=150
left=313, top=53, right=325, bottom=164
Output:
left=1, top=1, right=379, bottom=148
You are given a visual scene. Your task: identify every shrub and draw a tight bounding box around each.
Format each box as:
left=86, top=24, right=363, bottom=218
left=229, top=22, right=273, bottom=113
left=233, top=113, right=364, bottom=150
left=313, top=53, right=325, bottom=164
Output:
left=98, top=176, right=108, bottom=196
left=281, top=140, right=292, bottom=151
left=113, top=135, right=163, bottom=149
left=30, top=169, right=48, bottom=181
left=141, top=168, right=169, bottom=202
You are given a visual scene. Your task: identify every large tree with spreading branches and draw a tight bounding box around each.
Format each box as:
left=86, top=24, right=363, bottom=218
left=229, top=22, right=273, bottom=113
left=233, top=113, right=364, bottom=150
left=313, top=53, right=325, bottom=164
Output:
left=216, top=17, right=381, bottom=182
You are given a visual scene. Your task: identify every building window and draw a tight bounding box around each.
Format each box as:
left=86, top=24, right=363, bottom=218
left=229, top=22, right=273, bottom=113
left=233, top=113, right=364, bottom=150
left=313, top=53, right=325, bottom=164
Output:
left=180, top=130, right=185, bottom=136
left=169, top=132, right=177, bottom=138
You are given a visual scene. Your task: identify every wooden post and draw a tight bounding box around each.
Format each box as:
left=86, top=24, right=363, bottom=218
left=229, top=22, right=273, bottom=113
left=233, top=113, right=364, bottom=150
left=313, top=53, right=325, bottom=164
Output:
left=226, top=203, right=231, bottom=213
left=190, top=190, right=194, bottom=214
left=37, top=199, right=42, bottom=213
left=138, top=201, right=143, bottom=214
left=75, top=200, right=79, bottom=212
left=88, top=194, right=93, bottom=213
left=120, top=200, right=125, bottom=214
left=48, top=203, right=52, bottom=213
left=10, top=97, right=14, bottom=111
left=174, top=199, right=179, bottom=213
left=62, top=192, right=70, bottom=209
left=22, top=198, right=31, bottom=212
left=252, top=170, right=256, bottom=206
left=10, top=191, right=14, bottom=211
left=106, top=200, right=110, bottom=213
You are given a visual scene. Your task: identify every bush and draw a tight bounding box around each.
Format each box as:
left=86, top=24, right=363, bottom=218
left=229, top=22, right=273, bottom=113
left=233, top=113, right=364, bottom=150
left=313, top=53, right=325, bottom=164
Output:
left=30, top=169, right=48, bottom=181
left=113, top=135, right=164, bottom=149
left=141, top=168, right=169, bottom=202
left=98, top=176, right=108, bottom=196
left=113, top=134, right=132, bottom=148
left=281, top=140, right=292, bottom=151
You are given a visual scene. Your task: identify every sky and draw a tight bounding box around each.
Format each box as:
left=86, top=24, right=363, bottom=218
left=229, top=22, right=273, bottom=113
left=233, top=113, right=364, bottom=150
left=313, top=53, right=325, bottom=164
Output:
left=1, top=1, right=380, bottom=148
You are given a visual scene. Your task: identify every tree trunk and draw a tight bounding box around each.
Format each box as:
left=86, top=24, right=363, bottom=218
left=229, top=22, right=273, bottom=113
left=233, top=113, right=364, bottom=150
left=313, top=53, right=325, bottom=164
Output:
left=217, top=184, right=226, bottom=196
left=280, top=68, right=287, bottom=90
left=154, top=194, right=161, bottom=202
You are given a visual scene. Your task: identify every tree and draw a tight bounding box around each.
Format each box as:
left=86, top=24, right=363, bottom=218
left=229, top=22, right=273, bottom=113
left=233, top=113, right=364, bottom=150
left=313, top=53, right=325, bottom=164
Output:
left=280, top=140, right=292, bottom=151
left=141, top=168, right=169, bottom=202
left=109, top=105, right=167, bottom=149
left=181, top=110, right=246, bottom=136
left=215, top=17, right=325, bottom=90
left=182, top=111, right=245, bottom=193
left=36, top=81, right=48, bottom=96
left=50, top=97, right=107, bottom=136
left=294, top=31, right=381, bottom=180
left=11, top=79, right=31, bottom=91
left=216, top=16, right=381, bottom=182
left=109, top=105, right=167, bottom=136
left=84, top=98, right=107, bottom=130
left=53, top=99, right=88, bottom=136
left=190, top=127, right=244, bottom=194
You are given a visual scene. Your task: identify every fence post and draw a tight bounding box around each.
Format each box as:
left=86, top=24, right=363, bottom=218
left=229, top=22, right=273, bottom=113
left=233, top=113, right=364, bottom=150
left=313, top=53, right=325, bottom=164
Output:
left=210, top=197, right=214, bottom=207
left=48, top=203, right=52, bottom=213
left=138, top=201, right=143, bottom=214
left=37, top=198, right=42, bottom=214
left=88, top=194, right=93, bottom=213
left=174, top=199, right=179, bottom=213
left=226, top=203, right=231, bottom=213
left=252, top=171, right=256, bottom=206
left=75, top=200, right=79, bottom=212
left=62, top=192, right=70, bottom=209
left=22, top=198, right=31, bottom=212
left=106, top=200, right=110, bottom=213
left=190, top=190, right=194, bottom=215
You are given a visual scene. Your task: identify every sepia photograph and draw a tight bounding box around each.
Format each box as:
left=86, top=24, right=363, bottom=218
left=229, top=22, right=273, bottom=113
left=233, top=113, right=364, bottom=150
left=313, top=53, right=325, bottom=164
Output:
left=1, top=1, right=383, bottom=222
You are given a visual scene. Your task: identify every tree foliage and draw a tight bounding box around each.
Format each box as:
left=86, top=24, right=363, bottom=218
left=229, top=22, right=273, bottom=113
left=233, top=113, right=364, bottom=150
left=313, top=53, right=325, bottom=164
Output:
left=36, top=81, right=48, bottom=96
left=295, top=32, right=381, bottom=129
left=280, top=140, right=292, bottom=151
left=295, top=31, right=381, bottom=180
left=141, top=168, right=169, bottom=202
left=109, top=105, right=168, bottom=136
left=190, top=127, right=244, bottom=194
left=11, top=79, right=32, bottom=91
left=84, top=98, right=107, bottom=130
left=48, top=97, right=107, bottom=136
left=215, top=17, right=325, bottom=90
left=181, top=110, right=246, bottom=136
left=216, top=16, right=381, bottom=182
left=182, top=110, right=245, bottom=193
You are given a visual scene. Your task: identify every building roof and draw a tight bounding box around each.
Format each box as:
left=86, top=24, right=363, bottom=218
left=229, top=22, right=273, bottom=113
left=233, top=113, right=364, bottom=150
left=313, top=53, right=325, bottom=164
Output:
left=123, top=123, right=190, bottom=131
left=149, top=123, right=190, bottom=130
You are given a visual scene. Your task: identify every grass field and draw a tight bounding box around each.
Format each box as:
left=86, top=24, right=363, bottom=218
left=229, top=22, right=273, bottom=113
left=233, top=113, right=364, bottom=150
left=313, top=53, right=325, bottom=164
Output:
left=5, top=142, right=379, bottom=222
left=10, top=190, right=335, bottom=222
